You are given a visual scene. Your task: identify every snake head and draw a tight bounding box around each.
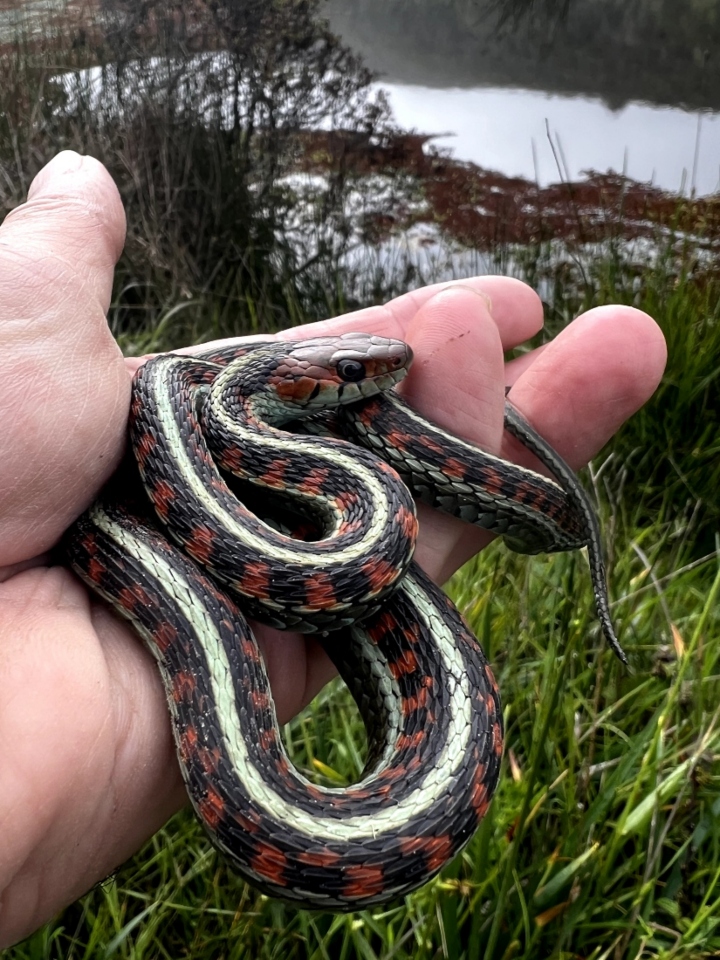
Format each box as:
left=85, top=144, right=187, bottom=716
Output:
left=266, top=332, right=413, bottom=415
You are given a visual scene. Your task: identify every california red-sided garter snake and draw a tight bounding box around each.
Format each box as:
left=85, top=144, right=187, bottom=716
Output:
left=63, top=332, right=624, bottom=910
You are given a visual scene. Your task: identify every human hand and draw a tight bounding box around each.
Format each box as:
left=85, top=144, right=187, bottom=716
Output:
left=0, top=151, right=667, bottom=946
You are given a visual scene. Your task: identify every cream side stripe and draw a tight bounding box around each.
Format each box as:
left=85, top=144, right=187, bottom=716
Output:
left=206, top=366, right=395, bottom=541
left=206, top=382, right=392, bottom=533
left=95, top=505, right=474, bottom=841
left=152, top=359, right=393, bottom=567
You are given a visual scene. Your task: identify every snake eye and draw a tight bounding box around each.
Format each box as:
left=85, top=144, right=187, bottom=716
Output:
left=337, top=359, right=366, bottom=382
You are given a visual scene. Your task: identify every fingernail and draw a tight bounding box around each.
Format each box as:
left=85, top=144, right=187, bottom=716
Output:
left=454, top=283, right=494, bottom=314
left=433, top=282, right=494, bottom=315
left=47, top=151, right=84, bottom=175
left=28, top=151, right=85, bottom=200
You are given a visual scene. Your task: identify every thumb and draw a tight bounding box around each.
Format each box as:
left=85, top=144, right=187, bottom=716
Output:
left=0, top=151, right=129, bottom=566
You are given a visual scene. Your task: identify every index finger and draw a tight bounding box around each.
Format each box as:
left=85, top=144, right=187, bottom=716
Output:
left=184, top=276, right=545, bottom=361
left=294, top=276, right=543, bottom=349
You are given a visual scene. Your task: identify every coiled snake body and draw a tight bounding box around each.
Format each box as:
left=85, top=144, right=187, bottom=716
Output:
left=64, top=332, right=623, bottom=910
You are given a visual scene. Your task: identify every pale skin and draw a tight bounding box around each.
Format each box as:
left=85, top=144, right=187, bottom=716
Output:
left=0, top=151, right=667, bottom=946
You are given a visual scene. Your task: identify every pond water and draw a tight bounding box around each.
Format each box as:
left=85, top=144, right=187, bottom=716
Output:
left=377, top=84, right=720, bottom=196
left=325, top=0, right=720, bottom=196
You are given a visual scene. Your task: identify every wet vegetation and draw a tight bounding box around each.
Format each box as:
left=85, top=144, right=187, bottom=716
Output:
left=2, top=1, right=720, bottom=958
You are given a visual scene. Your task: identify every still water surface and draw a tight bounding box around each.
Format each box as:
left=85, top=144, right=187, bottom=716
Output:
left=326, top=0, right=720, bottom=196
left=380, top=84, right=720, bottom=196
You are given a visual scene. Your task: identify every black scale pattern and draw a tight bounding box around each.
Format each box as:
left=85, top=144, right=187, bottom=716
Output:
left=65, top=505, right=501, bottom=909
left=64, top=332, right=620, bottom=909
left=339, top=393, right=586, bottom=552
left=131, top=353, right=417, bottom=632
left=340, top=391, right=624, bottom=659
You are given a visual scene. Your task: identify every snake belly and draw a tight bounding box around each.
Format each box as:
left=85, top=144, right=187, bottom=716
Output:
left=64, top=331, right=620, bottom=910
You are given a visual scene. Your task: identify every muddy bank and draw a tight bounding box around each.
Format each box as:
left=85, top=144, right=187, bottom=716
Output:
left=296, top=128, right=720, bottom=252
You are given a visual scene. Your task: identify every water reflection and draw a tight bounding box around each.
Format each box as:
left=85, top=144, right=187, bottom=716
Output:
left=325, top=0, right=720, bottom=112
left=326, top=0, right=720, bottom=196
left=1, top=0, right=401, bottom=336
left=382, top=84, right=720, bottom=196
